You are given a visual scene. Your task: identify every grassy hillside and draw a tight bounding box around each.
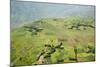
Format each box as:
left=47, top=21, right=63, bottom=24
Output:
left=11, top=17, right=95, bottom=66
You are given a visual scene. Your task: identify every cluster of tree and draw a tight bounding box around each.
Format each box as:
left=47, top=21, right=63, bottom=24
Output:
left=34, top=20, right=47, bottom=24
left=23, top=25, right=43, bottom=35
left=68, top=23, right=95, bottom=30
left=34, top=42, right=64, bottom=65
left=86, top=45, right=95, bottom=54
left=63, top=17, right=95, bottom=30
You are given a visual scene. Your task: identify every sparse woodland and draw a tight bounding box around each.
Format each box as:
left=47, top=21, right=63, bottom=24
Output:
left=11, top=17, right=95, bottom=66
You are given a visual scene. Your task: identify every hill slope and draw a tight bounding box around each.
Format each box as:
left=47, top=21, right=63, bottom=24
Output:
left=11, top=17, right=95, bottom=66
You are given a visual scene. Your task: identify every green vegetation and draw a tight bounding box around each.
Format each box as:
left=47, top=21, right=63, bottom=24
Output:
left=11, top=16, right=95, bottom=66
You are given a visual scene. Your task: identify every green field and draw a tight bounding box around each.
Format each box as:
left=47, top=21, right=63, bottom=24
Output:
left=11, top=17, right=95, bottom=66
